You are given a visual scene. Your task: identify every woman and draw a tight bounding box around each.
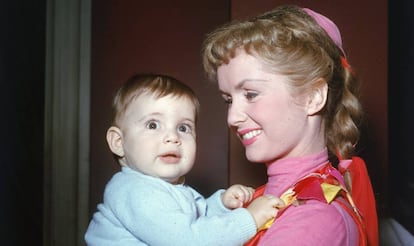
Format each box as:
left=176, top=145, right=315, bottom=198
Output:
left=202, top=5, right=377, bottom=246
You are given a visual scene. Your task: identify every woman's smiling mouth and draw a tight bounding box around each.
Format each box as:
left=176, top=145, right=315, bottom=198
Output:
left=238, top=129, right=262, bottom=146
left=240, top=129, right=262, bottom=140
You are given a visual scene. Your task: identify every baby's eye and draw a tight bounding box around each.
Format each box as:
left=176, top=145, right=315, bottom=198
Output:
left=244, top=91, right=258, bottom=101
left=178, top=124, right=193, bottom=134
left=146, top=120, right=160, bottom=130
left=222, top=94, right=232, bottom=105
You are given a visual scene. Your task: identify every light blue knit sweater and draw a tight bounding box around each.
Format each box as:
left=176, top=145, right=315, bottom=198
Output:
left=85, top=166, right=256, bottom=246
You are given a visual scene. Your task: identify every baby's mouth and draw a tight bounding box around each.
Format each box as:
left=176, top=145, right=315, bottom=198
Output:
left=159, top=152, right=181, bottom=164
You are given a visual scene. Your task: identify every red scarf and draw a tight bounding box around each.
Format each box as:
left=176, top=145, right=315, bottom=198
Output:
left=244, top=159, right=377, bottom=246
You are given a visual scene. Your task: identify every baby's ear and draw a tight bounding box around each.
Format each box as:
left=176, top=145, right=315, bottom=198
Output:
left=106, top=126, right=124, bottom=157
left=306, top=78, right=328, bottom=115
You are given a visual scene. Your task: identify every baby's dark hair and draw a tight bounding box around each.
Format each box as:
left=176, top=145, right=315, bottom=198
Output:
left=111, top=73, right=200, bottom=127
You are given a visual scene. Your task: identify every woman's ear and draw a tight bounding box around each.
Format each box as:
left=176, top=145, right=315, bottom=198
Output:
left=106, top=126, right=124, bottom=157
left=307, top=78, right=328, bottom=115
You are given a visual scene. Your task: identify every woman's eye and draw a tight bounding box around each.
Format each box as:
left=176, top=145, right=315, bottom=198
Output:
left=178, top=124, right=192, bottom=133
left=146, top=120, right=159, bottom=130
left=245, top=91, right=258, bottom=100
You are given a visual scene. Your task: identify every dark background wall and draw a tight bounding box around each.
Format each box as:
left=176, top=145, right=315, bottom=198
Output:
left=0, top=1, right=45, bottom=245
left=2, top=0, right=414, bottom=245
left=389, top=0, right=414, bottom=234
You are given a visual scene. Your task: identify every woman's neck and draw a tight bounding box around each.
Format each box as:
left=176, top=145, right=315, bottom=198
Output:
left=264, top=148, right=329, bottom=196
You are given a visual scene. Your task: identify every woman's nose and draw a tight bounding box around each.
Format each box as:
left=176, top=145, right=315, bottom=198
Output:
left=227, top=102, right=246, bottom=127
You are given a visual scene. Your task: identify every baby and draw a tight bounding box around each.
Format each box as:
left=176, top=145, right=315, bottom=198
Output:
left=85, top=73, right=283, bottom=245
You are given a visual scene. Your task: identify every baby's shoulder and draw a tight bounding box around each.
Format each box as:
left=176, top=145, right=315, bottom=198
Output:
left=104, top=170, right=176, bottom=202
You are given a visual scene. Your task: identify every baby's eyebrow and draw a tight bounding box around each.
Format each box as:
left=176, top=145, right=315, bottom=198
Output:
left=181, top=118, right=196, bottom=125
left=137, top=112, right=162, bottom=122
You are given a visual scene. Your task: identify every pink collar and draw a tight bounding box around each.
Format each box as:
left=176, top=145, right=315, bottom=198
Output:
left=264, top=149, right=329, bottom=196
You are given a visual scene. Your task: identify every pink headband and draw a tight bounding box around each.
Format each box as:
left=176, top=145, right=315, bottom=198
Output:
left=303, top=8, right=345, bottom=56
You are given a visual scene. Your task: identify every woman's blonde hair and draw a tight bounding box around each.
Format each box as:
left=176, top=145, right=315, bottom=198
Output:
left=202, top=5, right=362, bottom=159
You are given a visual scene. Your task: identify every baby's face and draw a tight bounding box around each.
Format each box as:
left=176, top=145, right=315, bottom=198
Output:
left=117, top=93, right=197, bottom=184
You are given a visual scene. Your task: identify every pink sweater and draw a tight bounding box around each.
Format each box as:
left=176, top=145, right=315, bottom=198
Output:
left=258, top=149, right=358, bottom=246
